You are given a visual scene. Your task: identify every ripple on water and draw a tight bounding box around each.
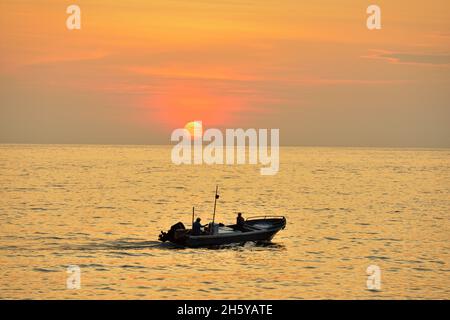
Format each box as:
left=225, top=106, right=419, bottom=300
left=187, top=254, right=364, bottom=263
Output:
left=120, top=265, right=147, bottom=270
left=33, top=267, right=59, bottom=273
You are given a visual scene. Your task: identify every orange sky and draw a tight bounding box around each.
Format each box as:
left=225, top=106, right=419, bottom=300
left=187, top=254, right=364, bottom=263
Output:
left=0, top=0, right=449, bottom=146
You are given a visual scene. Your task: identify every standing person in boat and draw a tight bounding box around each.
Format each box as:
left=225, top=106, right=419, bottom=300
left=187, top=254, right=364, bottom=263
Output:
left=192, top=217, right=205, bottom=236
left=236, top=212, right=245, bottom=230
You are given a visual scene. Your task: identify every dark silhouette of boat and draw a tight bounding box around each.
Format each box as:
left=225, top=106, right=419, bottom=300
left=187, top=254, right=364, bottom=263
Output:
left=158, top=186, right=286, bottom=247
left=158, top=216, right=286, bottom=248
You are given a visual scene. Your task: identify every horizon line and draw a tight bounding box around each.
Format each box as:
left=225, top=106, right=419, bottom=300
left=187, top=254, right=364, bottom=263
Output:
left=0, top=142, right=449, bottom=150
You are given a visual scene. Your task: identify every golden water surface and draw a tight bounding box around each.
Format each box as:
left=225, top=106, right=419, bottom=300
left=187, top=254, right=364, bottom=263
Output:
left=0, top=145, right=449, bottom=299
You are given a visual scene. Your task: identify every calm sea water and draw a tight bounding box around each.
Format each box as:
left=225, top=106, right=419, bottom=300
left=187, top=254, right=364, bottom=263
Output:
left=0, top=145, right=449, bottom=299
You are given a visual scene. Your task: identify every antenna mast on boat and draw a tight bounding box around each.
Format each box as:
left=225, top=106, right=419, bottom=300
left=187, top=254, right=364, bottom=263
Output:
left=212, top=185, right=219, bottom=224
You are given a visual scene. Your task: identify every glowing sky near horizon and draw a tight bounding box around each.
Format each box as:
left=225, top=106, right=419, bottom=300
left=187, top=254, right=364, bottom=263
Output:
left=0, top=0, right=449, bottom=146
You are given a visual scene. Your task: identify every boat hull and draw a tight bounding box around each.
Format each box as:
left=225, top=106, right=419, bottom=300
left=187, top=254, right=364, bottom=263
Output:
left=159, top=216, right=286, bottom=248
left=183, top=228, right=281, bottom=248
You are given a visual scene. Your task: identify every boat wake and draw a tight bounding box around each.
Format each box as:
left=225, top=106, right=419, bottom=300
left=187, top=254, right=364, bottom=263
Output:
left=62, top=239, right=179, bottom=251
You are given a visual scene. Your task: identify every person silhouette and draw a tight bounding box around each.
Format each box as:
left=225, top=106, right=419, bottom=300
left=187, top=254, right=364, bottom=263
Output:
left=236, top=212, right=245, bottom=230
left=192, top=217, right=204, bottom=235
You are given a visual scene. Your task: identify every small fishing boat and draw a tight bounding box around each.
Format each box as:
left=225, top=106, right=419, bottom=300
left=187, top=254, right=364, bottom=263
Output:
left=158, top=186, right=286, bottom=248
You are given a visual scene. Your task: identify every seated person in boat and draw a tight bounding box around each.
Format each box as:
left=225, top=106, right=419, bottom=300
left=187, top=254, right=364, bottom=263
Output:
left=236, top=212, right=245, bottom=230
left=192, top=217, right=205, bottom=236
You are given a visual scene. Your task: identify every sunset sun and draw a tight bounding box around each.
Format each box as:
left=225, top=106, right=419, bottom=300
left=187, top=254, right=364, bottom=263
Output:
left=184, top=121, right=203, bottom=140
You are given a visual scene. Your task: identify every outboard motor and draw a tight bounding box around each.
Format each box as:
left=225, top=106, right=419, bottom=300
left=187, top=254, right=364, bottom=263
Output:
left=158, top=222, right=185, bottom=242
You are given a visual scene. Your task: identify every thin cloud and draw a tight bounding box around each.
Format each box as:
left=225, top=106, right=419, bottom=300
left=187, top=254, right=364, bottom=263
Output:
left=363, top=50, right=450, bottom=67
left=286, top=78, right=411, bottom=86
left=23, top=51, right=110, bottom=67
